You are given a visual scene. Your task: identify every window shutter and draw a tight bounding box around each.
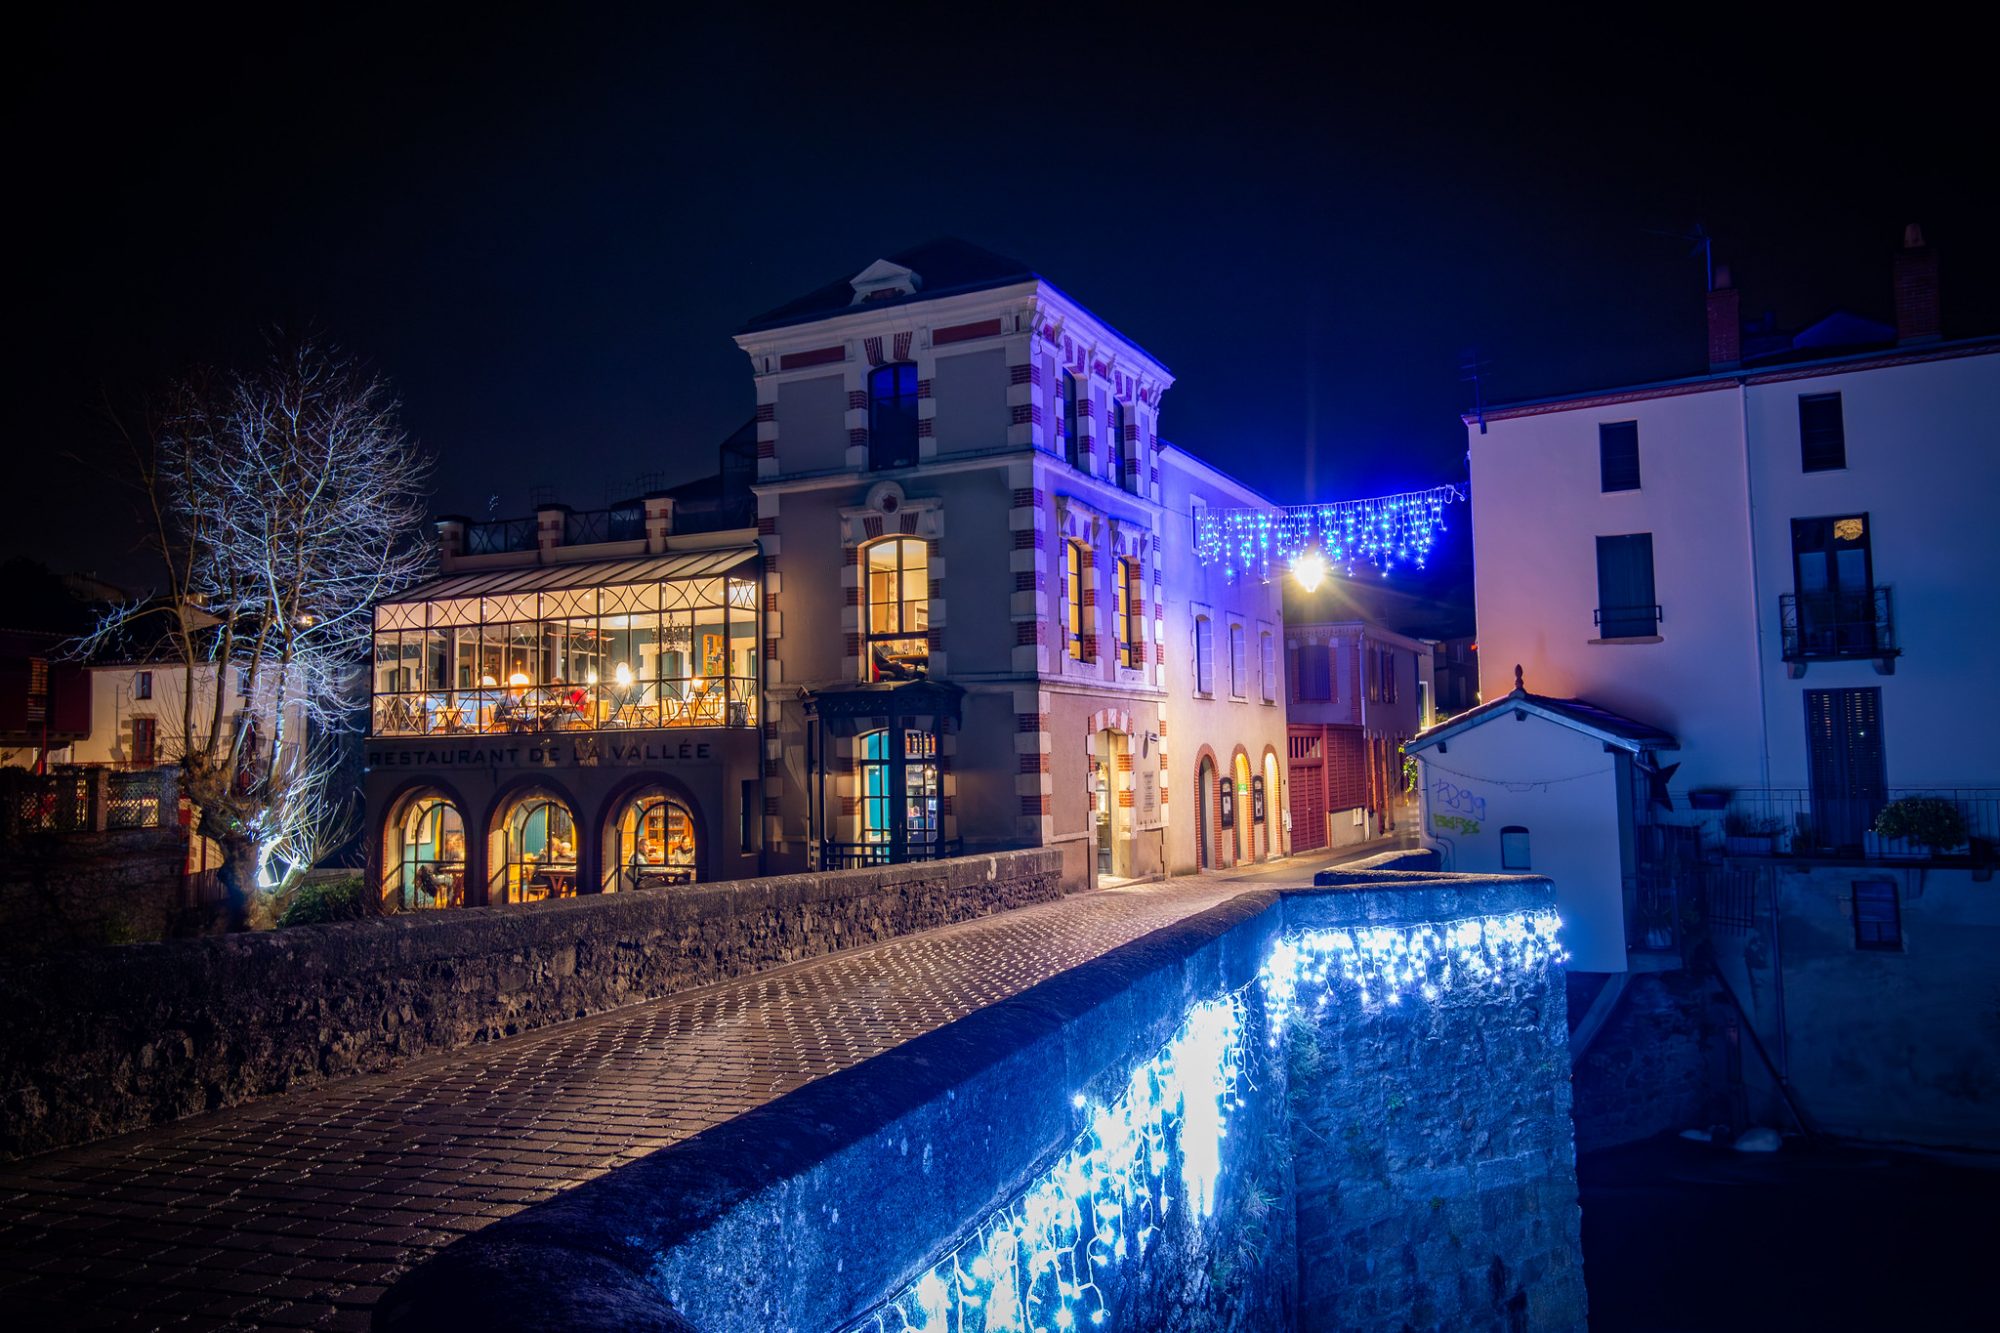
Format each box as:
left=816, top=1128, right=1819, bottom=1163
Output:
left=1599, top=421, right=1641, bottom=491
left=1799, top=393, right=1846, bottom=472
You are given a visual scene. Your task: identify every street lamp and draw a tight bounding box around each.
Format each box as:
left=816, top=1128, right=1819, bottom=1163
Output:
left=1291, top=551, right=1328, bottom=593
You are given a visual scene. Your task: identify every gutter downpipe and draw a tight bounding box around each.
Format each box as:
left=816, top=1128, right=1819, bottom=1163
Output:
left=1737, top=379, right=1796, bottom=1101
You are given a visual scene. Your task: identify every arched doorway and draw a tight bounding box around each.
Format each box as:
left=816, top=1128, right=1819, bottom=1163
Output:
left=603, top=791, right=699, bottom=892
left=1196, top=756, right=1217, bottom=870
left=380, top=790, right=467, bottom=911
left=489, top=789, right=579, bottom=905
left=1264, top=750, right=1284, bottom=861
left=1234, top=752, right=1255, bottom=864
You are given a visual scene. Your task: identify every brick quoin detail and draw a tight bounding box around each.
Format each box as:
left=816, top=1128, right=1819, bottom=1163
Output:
left=757, top=440, right=777, bottom=458
left=844, top=586, right=861, bottom=607
left=1016, top=711, right=1049, bottom=732
left=757, top=517, right=777, bottom=535
left=1013, top=572, right=1037, bottom=592
left=764, top=592, right=779, bottom=612
left=1019, top=795, right=1052, bottom=816
left=1014, top=621, right=1039, bottom=646
left=847, top=390, right=866, bottom=411
left=1019, top=753, right=1050, bottom=773
left=849, top=428, right=869, bottom=447
left=918, top=419, right=935, bottom=438
left=893, top=332, right=912, bottom=360
left=917, top=379, right=934, bottom=399
left=755, top=403, right=775, bottom=422
left=845, top=633, right=862, bottom=656
left=763, top=637, right=779, bottom=662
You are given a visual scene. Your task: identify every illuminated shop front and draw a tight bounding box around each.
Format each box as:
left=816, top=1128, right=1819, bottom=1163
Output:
left=363, top=539, right=765, bottom=909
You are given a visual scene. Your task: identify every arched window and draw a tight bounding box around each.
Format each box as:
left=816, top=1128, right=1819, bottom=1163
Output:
left=1117, top=558, right=1139, bottom=669
left=863, top=537, right=930, bottom=680
left=494, top=793, right=578, bottom=904
left=869, top=364, right=920, bottom=470
left=1501, top=825, right=1531, bottom=870
left=1065, top=540, right=1089, bottom=661
left=1194, top=614, right=1215, bottom=694
left=386, top=793, right=465, bottom=911
left=859, top=728, right=940, bottom=857
left=609, top=792, right=698, bottom=891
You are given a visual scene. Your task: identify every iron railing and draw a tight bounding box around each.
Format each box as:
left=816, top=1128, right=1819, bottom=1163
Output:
left=0, top=766, right=174, bottom=844
left=564, top=504, right=646, bottom=546
left=371, top=678, right=756, bottom=737
left=1593, top=604, right=1662, bottom=638
left=1780, top=586, right=1897, bottom=662
left=466, top=517, right=536, bottom=555
left=1702, top=787, right=1998, bottom=861
left=820, top=839, right=961, bottom=869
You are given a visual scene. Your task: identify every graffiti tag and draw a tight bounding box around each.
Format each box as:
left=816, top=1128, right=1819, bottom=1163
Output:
left=1431, top=813, right=1482, bottom=836
left=1429, top=778, right=1487, bottom=822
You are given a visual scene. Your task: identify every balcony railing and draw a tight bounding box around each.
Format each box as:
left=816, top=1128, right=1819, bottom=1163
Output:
left=465, top=517, right=536, bottom=555
left=820, top=838, right=961, bottom=869
left=1593, top=604, right=1661, bottom=638
left=1780, top=586, right=1897, bottom=663
left=371, top=679, right=756, bottom=737
left=1702, top=787, right=1998, bottom=863
left=564, top=504, right=646, bottom=546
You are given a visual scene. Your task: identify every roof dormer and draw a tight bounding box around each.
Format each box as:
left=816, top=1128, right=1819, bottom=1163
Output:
left=850, top=258, right=922, bottom=305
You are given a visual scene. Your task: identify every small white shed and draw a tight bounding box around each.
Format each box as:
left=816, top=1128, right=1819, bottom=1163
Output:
left=1404, top=670, right=1678, bottom=972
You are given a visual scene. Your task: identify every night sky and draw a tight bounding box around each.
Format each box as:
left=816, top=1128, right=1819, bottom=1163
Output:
left=12, top=11, right=1995, bottom=594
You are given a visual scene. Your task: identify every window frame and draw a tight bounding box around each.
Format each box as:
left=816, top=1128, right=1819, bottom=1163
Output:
left=133, top=670, right=153, bottom=701
left=1228, top=622, right=1247, bottom=699
left=1194, top=614, right=1214, bottom=695
left=1260, top=630, right=1276, bottom=703
left=1851, top=879, right=1901, bottom=951
left=868, top=363, right=920, bottom=471
left=1116, top=558, right=1138, bottom=669
left=863, top=536, right=931, bottom=681
left=1500, top=825, right=1531, bottom=870
left=1594, top=532, right=1660, bottom=640
left=1062, top=371, right=1081, bottom=469
left=1295, top=642, right=1331, bottom=702
left=1064, top=539, right=1090, bottom=662
left=1599, top=420, right=1641, bottom=492
left=1108, top=397, right=1128, bottom=486
left=1799, top=392, right=1847, bottom=473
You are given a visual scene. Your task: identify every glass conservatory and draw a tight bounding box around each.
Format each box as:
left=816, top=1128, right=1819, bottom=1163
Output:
left=370, top=548, right=760, bottom=737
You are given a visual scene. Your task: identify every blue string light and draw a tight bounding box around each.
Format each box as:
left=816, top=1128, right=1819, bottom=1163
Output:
left=846, top=907, right=1563, bottom=1333
left=1194, top=484, right=1465, bottom=581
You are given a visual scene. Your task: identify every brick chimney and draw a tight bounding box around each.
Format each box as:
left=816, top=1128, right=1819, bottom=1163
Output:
left=1706, top=263, right=1741, bottom=371
left=1893, top=222, right=1941, bottom=344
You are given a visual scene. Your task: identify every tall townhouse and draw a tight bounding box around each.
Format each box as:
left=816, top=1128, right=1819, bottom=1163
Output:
left=739, top=240, right=1287, bottom=888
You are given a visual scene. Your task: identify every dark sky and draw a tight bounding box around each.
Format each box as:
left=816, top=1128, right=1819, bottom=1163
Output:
left=11, top=11, right=1995, bottom=592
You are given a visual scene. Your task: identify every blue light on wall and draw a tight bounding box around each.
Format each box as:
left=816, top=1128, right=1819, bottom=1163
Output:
left=846, top=908, right=1563, bottom=1333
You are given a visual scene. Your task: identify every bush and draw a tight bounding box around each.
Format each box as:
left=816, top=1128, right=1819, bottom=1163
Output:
left=1872, top=797, right=1968, bottom=851
left=277, top=875, right=369, bottom=927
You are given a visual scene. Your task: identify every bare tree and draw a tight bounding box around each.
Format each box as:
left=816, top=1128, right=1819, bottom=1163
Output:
left=88, top=338, right=434, bottom=928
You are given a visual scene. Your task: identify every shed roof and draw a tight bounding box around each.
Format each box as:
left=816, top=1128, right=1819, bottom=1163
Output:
left=1405, top=671, right=1677, bottom=756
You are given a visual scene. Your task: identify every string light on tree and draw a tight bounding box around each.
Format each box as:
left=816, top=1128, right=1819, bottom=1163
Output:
left=1194, top=483, right=1465, bottom=582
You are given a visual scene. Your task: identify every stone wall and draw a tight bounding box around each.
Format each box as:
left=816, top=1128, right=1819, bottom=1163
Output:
left=1569, top=970, right=1734, bottom=1153
left=377, top=875, right=1584, bottom=1333
left=1285, top=879, right=1588, bottom=1331
left=0, top=828, right=187, bottom=955
left=0, top=850, right=1063, bottom=1161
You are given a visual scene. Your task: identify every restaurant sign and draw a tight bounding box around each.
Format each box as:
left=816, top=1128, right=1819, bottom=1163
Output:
left=365, top=737, right=720, bottom=771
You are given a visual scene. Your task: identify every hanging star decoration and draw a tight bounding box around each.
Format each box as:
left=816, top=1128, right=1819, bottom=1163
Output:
left=1634, top=754, right=1681, bottom=811
left=1193, top=483, right=1464, bottom=581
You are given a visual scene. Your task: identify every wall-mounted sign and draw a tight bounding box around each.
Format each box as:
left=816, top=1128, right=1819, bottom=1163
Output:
left=1252, top=774, right=1267, bottom=823
left=1220, top=777, right=1236, bottom=829
left=1137, top=767, right=1160, bottom=825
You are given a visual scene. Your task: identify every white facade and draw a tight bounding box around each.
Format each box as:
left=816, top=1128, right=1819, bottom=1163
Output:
left=1469, top=340, right=2000, bottom=795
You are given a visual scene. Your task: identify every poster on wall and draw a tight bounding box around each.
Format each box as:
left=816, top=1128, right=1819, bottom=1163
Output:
left=1251, top=774, right=1266, bottom=823
left=1219, top=777, right=1235, bottom=828
left=1137, top=767, right=1160, bottom=827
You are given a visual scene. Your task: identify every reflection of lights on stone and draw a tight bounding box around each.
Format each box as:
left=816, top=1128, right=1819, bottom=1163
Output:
left=849, top=909, right=1563, bottom=1333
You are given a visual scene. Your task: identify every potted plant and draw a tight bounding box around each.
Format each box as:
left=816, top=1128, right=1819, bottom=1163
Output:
left=1688, top=788, right=1732, bottom=811
left=1867, top=797, right=1970, bottom=860
left=1724, top=811, right=1784, bottom=856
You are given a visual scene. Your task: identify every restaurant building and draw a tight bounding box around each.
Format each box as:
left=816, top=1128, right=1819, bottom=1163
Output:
left=363, top=240, right=1289, bottom=905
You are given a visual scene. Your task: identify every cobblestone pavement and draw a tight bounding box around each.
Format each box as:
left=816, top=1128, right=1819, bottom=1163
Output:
left=0, top=843, right=1399, bottom=1330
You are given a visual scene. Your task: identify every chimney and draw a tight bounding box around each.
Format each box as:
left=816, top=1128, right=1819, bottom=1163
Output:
left=1893, top=222, right=1941, bottom=344
left=1706, top=263, right=1741, bottom=371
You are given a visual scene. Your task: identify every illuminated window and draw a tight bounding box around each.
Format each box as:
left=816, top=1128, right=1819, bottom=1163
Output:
left=860, top=728, right=940, bottom=852
left=1066, top=540, right=1089, bottom=661
left=1194, top=615, right=1214, bottom=694
left=869, top=363, right=920, bottom=470
left=495, top=793, right=578, bottom=905
left=864, top=537, right=930, bottom=680
left=1117, top=558, right=1138, bottom=668
left=610, top=792, right=697, bottom=891
left=390, top=794, right=465, bottom=910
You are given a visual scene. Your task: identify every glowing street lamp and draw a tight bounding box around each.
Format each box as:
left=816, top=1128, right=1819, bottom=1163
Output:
left=1291, top=551, right=1329, bottom=592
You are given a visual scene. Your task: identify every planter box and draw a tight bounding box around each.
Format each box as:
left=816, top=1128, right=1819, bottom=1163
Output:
left=1688, top=789, right=1732, bottom=811
left=1724, top=835, right=1777, bottom=856
left=1864, top=829, right=1968, bottom=861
